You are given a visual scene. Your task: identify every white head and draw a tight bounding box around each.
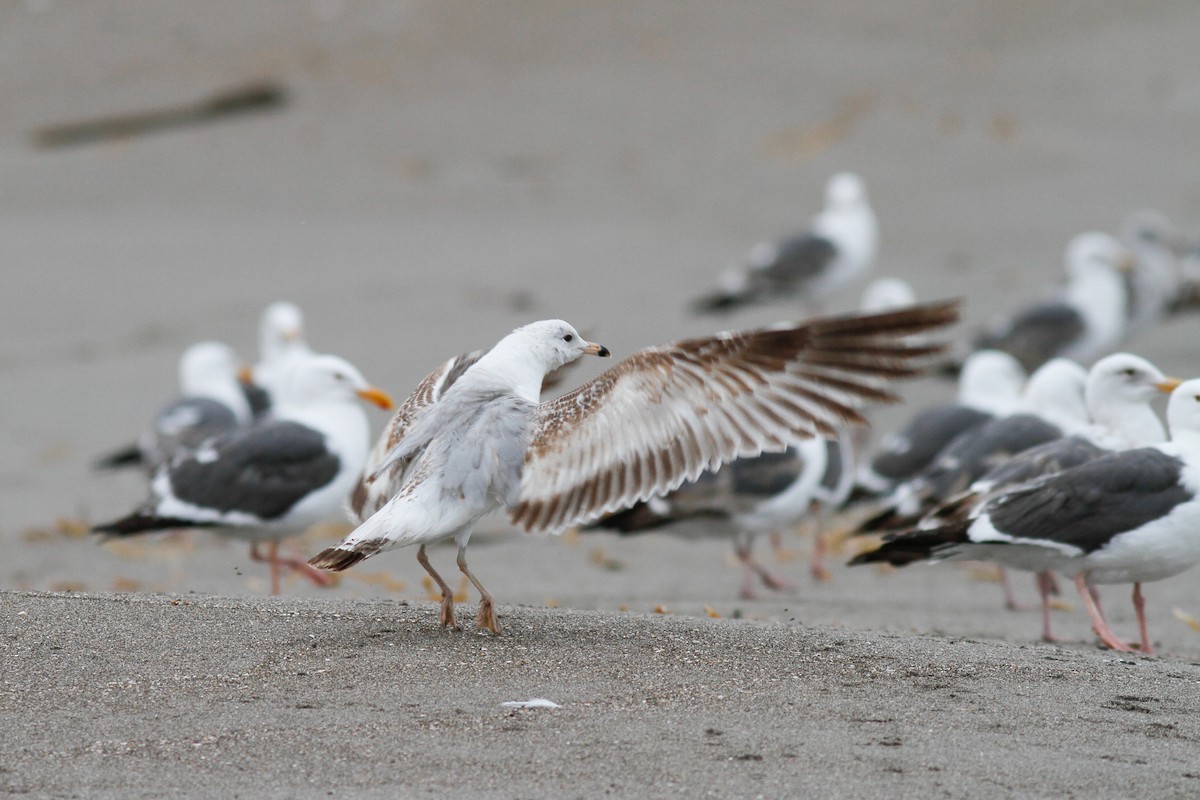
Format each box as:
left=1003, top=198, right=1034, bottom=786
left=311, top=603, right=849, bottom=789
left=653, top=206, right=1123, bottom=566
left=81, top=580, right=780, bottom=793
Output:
left=1020, top=358, right=1089, bottom=431
left=1166, top=379, right=1200, bottom=447
left=859, top=277, right=916, bottom=313
left=957, top=350, right=1026, bottom=413
left=825, top=172, right=868, bottom=209
left=179, top=341, right=241, bottom=396
left=1085, top=353, right=1178, bottom=412
left=273, top=354, right=393, bottom=411
left=508, top=319, right=610, bottom=373
left=259, top=301, right=308, bottom=360
left=1082, top=353, right=1178, bottom=448
left=1064, top=232, right=1133, bottom=280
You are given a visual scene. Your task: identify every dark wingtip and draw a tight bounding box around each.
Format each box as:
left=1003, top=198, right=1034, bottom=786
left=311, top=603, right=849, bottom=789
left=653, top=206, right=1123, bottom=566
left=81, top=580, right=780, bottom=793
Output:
left=847, top=550, right=881, bottom=567
left=307, top=547, right=368, bottom=572
left=92, top=513, right=211, bottom=536
left=848, top=544, right=932, bottom=568
left=94, top=445, right=144, bottom=471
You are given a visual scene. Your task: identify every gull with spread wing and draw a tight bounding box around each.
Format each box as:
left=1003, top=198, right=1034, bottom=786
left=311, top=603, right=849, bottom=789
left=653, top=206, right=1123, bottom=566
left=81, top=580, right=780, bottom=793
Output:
left=310, top=303, right=959, bottom=633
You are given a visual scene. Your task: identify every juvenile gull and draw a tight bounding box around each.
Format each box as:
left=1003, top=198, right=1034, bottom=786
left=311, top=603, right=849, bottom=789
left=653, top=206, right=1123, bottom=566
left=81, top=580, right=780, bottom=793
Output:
left=93, top=354, right=393, bottom=594
left=692, top=173, right=878, bottom=314
left=311, top=302, right=959, bottom=632
left=95, top=341, right=253, bottom=471
left=855, top=378, right=1200, bottom=654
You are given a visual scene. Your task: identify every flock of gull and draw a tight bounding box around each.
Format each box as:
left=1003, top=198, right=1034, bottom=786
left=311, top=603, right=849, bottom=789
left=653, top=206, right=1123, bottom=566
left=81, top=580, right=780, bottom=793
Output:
left=90, top=172, right=1200, bottom=653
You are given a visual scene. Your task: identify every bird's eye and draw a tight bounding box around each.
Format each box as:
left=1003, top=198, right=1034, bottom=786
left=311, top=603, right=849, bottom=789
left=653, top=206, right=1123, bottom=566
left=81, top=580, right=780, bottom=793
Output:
left=1123, top=368, right=1137, bottom=377
left=334, top=371, right=346, bottom=381
left=563, top=334, right=574, bottom=342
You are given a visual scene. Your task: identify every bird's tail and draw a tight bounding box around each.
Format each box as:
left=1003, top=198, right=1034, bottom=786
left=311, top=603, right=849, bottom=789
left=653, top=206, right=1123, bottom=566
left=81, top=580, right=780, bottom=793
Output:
left=307, top=512, right=391, bottom=572
left=92, top=512, right=215, bottom=536
left=848, top=523, right=968, bottom=567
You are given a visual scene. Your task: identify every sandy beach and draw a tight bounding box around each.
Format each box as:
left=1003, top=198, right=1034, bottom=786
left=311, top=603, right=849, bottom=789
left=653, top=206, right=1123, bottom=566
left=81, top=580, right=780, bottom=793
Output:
left=5, top=1, right=1200, bottom=796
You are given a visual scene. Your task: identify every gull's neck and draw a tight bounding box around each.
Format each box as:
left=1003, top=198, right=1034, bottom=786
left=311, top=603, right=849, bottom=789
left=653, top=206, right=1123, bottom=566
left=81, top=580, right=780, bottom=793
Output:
left=465, top=333, right=553, bottom=402
left=1087, top=399, right=1167, bottom=449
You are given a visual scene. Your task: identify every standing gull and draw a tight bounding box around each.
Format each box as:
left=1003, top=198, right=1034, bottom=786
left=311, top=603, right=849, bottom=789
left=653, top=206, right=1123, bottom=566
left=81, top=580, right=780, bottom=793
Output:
left=585, top=434, right=839, bottom=599
left=95, top=341, right=253, bottom=471
left=856, top=356, right=1089, bottom=533
left=855, top=378, right=1200, bottom=654
left=310, top=303, right=959, bottom=633
left=870, top=353, right=1179, bottom=639
left=972, top=232, right=1133, bottom=373
left=692, top=173, right=878, bottom=314
left=93, top=354, right=394, bottom=594
left=854, top=349, right=1026, bottom=497
left=242, top=301, right=314, bottom=415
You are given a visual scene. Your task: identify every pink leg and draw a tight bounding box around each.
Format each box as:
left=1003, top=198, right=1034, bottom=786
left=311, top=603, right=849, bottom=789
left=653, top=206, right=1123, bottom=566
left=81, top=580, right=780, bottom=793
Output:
left=251, top=541, right=334, bottom=592
left=734, top=534, right=794, bottom=599
left=1074, top=574, right=1133, bottom=652
left=416, top=544, right=458, bottom=630
left=249, top=542, right=282, bottom=595
left=1089, top=585, right=1107, bottom=623
left=1132, top=583, right=1154, bottom=655
left=275, top=549, right=335, bottom=587
left=1036, top=571, right=1059, bottom=643
left=998, top=567, right=1023, bottom=611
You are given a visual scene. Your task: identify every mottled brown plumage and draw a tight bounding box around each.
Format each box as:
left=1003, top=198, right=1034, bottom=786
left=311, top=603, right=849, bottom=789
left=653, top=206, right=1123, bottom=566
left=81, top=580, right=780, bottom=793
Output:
left=510, top=302, right=958, bottom=534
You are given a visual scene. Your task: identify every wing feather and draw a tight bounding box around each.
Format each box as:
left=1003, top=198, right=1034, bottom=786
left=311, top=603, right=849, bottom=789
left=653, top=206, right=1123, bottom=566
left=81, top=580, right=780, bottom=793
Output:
left=347, top=350, right=484, bottom=521
left=510, top=301, right=959, bottom=533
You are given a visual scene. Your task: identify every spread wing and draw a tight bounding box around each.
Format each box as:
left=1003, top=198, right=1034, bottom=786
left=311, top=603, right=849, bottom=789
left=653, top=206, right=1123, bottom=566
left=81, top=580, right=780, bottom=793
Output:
left=348, top=349, right=484, bottom=521
left=509, top=301, right=960, bottom=533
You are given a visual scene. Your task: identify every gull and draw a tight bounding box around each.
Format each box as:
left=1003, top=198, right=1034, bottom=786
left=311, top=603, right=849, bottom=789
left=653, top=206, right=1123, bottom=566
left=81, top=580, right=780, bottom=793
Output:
left=95, top=341, right=253, bottom=471
left=972, top=232, right=1134, bottom=373
left=242, top=301, right=314, bottom=415
left=692, top=173, right=878, bottom=314
left=585, top=434, right=845, bottom=598
left=871, top=353, right=1179, bottom=637
left=854, top=349, right=1026, bottom=497
left=309, top=302, right=959, bottom=632
left=856, top=378, right=1200, bottom=654
left=856, top=356, right=1090, bottom=533
left=93, top=354, right=393, bottom=594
